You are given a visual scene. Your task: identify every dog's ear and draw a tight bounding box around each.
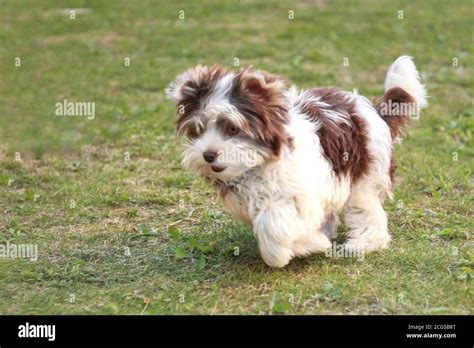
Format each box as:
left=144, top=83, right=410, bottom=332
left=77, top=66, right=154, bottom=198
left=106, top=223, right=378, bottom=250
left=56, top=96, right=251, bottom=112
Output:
left=235, top=68, right=286, bottom=105
left=166, top=65, right=227, bottom=104
left=166, top=65, right=205, bottom=103
left=232, top=68, right=289, bottom=156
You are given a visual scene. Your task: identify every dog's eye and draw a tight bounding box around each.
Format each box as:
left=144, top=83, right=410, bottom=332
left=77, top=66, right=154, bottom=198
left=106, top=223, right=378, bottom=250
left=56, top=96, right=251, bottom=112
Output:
left=226, top=125, right=240, bottom=136
left=187, top=128, right=199, bottom=139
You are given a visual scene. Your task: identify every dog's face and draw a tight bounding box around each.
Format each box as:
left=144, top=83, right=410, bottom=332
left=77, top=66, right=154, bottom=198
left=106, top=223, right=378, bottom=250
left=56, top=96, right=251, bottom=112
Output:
left=167, top=65, right=289, bottom=181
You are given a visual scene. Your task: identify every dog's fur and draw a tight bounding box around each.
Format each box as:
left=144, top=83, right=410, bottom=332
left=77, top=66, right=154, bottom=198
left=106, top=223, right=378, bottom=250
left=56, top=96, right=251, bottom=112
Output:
left=167, top=56, right=427, bottom=267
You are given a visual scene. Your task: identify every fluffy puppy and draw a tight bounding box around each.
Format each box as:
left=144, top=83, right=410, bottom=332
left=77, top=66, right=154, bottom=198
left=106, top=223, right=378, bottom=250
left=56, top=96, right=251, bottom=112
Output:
left=166, top=56, right=427, bottom=267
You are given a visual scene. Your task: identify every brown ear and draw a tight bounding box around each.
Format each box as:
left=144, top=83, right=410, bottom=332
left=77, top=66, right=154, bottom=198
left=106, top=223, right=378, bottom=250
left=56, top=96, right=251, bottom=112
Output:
left=232, top=68, right=289, bottom=156
left=236, top=68, right=287, bottom=105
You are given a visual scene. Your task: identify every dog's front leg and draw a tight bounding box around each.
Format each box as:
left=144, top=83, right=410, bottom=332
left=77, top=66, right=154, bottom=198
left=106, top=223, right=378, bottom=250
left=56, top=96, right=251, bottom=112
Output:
left=252, top=202, right=309, bottom=268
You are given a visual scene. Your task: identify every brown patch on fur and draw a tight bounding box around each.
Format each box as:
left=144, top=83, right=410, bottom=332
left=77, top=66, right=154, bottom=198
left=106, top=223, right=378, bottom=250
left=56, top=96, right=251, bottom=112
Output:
left=286, top=136, right=295, bottom=151
left=230, top=68, right=289, bottom=155
left=213, top=179, right=230, bottom=199
left=375, top=87, right=416, bottom=140
left=389, top=156, right=397, bottom=184
left=375, top=86, right=417, bottom=186
left=299, top=88, right=372, bottom=185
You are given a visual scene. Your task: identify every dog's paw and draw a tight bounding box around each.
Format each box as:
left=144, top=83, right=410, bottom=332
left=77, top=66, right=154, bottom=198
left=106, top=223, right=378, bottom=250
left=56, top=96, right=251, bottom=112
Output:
left=321, top=212, right=339, bottom=239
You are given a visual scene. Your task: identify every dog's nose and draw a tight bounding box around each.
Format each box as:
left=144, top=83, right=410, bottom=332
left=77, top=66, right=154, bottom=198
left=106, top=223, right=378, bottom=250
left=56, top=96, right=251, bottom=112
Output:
left=203, top=150, right=218, bottom=163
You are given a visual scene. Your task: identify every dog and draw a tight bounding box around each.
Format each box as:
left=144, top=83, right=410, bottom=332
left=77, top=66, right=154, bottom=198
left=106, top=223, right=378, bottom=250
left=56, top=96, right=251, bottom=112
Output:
left=166, top=56, right=427, bottom=267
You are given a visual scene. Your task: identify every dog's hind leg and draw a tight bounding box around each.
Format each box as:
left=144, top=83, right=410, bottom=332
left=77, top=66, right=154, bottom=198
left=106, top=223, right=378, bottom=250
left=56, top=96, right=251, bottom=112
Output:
left=342, top=185, right=391, bottom=253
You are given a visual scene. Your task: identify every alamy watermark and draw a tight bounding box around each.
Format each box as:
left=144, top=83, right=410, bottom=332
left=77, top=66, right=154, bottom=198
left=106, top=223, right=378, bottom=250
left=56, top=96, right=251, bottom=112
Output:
left=18, top=322, right=55, bottom=341
left=325, top=241, right=364, bottom=261
left=55, top=99, right=95, bottom=120
left=216, top=148, right=261, bottom=167
left=0, top=241, right=38, bottom=261
left=378, top=100, right=420, bottom=120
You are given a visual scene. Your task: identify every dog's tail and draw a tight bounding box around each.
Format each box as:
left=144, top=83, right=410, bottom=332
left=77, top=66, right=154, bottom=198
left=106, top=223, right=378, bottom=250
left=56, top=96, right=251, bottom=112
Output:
left=376, top=56, right=428, bottom=140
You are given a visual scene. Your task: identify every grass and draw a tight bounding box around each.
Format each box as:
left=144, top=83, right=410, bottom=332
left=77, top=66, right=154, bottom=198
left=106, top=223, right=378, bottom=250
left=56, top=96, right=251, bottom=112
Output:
left=0, top=0, right=472, bottom=314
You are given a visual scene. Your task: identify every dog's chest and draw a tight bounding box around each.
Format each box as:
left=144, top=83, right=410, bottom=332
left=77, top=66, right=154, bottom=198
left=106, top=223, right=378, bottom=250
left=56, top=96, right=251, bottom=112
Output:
left=220, top=188, right=252, bottom=225
left=218, top=169, right=292, bottom=226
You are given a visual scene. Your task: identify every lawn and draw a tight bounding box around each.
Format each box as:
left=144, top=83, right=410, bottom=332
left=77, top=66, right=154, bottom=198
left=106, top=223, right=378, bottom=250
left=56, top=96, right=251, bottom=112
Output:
left=0, top=0, right=472, bottom=314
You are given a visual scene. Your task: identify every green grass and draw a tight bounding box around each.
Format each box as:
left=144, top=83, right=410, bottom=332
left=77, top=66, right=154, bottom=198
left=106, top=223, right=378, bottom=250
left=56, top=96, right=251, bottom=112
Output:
left=0, top=0, right=472, bottom=314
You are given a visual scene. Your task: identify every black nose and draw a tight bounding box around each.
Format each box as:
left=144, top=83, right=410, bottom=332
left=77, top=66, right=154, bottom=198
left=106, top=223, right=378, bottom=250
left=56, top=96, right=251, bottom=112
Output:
left=203, top=150, right=218, bottom=163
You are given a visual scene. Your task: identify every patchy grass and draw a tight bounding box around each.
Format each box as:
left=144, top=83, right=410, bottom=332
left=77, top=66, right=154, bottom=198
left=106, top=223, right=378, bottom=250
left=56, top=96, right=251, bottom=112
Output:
left=0, top=0, right=472, bottom=314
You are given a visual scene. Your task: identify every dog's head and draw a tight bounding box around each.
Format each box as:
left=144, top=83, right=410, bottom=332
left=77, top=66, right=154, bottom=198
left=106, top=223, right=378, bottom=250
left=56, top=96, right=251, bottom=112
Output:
left=167, top=65, right=289, bottom=181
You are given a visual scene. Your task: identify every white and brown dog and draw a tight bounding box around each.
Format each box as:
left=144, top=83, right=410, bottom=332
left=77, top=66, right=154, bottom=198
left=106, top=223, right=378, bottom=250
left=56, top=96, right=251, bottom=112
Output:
left=167, top=56, right=427, bottom=267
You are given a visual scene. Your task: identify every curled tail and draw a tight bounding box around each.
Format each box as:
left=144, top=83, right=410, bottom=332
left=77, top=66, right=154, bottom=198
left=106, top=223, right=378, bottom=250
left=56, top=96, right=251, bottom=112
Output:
left=376, top=56, right=428, bottom=140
